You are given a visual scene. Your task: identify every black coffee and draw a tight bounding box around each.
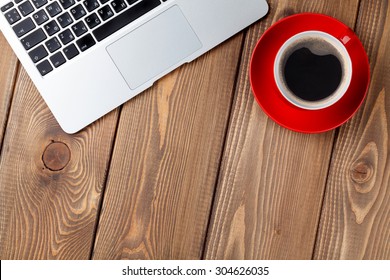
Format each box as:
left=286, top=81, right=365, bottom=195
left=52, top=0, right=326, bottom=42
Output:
left=284, top=47, right=342, bottom=101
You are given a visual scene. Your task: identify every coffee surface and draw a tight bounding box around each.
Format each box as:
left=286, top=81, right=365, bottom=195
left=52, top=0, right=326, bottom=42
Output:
left=284, top=47, right=342, bottom=102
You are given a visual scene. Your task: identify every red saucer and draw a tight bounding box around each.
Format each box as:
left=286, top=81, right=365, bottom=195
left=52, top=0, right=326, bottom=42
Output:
left=250, top=13, right=370, bottom=133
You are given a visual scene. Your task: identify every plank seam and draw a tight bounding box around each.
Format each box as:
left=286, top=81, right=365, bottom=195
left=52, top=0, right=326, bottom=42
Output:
left=201, top=30, right=248, bottom=260
left=0, top=61, right=20, bottom=159
left=310, top=127, right=340, bottom=259
left=311, top=0, right=364, bottom=259
left=352, top=0, right=362, bottom=31
left=88, top=105, right=123, bottom=260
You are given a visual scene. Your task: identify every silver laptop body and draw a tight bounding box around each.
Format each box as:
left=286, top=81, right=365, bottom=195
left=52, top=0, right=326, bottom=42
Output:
left=0, top=0, right=268, bottom=133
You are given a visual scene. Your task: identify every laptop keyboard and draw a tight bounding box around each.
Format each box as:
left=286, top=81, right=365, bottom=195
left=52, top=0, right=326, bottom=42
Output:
left=1, top=0, right=168, bottom=76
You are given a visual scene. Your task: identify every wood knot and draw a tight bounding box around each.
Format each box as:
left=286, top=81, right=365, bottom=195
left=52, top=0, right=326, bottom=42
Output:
left=350, top=160, right=373, bottom=184
left=42, top=142, right=71, bottom=171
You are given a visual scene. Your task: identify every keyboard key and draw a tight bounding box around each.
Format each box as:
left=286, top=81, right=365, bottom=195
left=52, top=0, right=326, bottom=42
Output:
left=12, top=17, right=35, bottom=37
left=44, top=20, right=60, bottom=36
left=63, top=43, right=79, bottom=60
left=126, top=0, right=137, bottom=5
left=58, top=28, right=74, bottom=45
left=4, top=8, right=21, bottom=25
left=31, top=0, right=47, bottom=9
left=1, top=2, right=14, bottom=12
left=111, top=0, right=126, bottom=13
left=93, top=0, right=160, bottom=41
left=83, top=0, right=99, bottom=12
left=36, top=59, right=53, bottom=76
left=46, top=2, right=62, bottom=17
left=85, top=13, right=100, bottom=29
left=15, top=0, right=24, bottom=4
left=76, top=33, right=95, bottom=52
left=50, top=52, right=66, bottom=67
left=57, top=12, right=73, bottom=28
left=97, top=5, right=113, bottom=21
left=21, top=28, right=46, bottom=50
left=99, top=0, right=110, bottom=4
left=45, top=37, right=61, bottom=52
left=32, top=9, right=49, bottom=25
left=70, top=4, right=86, bottom=20
left=18, top=1, right=34, bottom=16
left=28, top=45, right=48, bottom=63
left=59, top=0, right=75, bottom=9
left=71, top=21, right=87, bottom=36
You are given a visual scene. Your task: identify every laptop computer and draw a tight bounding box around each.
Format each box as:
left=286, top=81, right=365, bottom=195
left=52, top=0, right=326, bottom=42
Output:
left=0, top=0, right=268, bottom=133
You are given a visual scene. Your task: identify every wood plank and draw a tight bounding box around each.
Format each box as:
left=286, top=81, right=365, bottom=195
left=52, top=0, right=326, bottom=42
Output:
left=0, top=67, right=119, bottom=259
left=314, top=0, right=390, bottom=259
left=92, top=35, right=244, bottom=259
left=0, top=34, right=18, bottom=148
left=204, top=0, right=360, bottom=260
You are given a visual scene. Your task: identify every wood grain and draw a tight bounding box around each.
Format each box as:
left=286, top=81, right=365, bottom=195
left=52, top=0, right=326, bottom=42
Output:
left=1, top=0, right=388, bottom=261
left=204, top=0, right=360, bottom=260
left=0, top=67, right=119, bottom=259
left=0, top=34, right=18, bottom=148
left=314, top=0, right=390, bottom=259
left=92, top=35, right=244, bottom=259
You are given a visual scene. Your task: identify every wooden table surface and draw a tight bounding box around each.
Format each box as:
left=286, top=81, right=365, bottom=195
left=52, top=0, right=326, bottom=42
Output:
left=0, top=0, right=389, bottom=260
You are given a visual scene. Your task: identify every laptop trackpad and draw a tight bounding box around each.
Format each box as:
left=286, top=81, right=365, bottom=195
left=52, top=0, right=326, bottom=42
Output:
left=107, top=5, right=202, bottom=90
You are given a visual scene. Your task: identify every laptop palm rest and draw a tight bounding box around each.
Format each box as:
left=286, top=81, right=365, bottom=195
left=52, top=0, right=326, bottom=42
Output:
left=106, top=5, right=202, bottom=90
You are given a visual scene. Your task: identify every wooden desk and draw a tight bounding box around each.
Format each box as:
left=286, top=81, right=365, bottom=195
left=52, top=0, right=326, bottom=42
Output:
left=0, top=0, right=388, bottom=259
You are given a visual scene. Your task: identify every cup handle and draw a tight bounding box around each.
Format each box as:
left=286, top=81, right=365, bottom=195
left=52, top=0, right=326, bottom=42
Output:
left=338, top=27, right=356, bottom=47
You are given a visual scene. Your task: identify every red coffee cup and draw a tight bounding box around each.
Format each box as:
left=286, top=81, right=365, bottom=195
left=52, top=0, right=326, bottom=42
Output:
left=250, top=13, right=370, bottom=133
